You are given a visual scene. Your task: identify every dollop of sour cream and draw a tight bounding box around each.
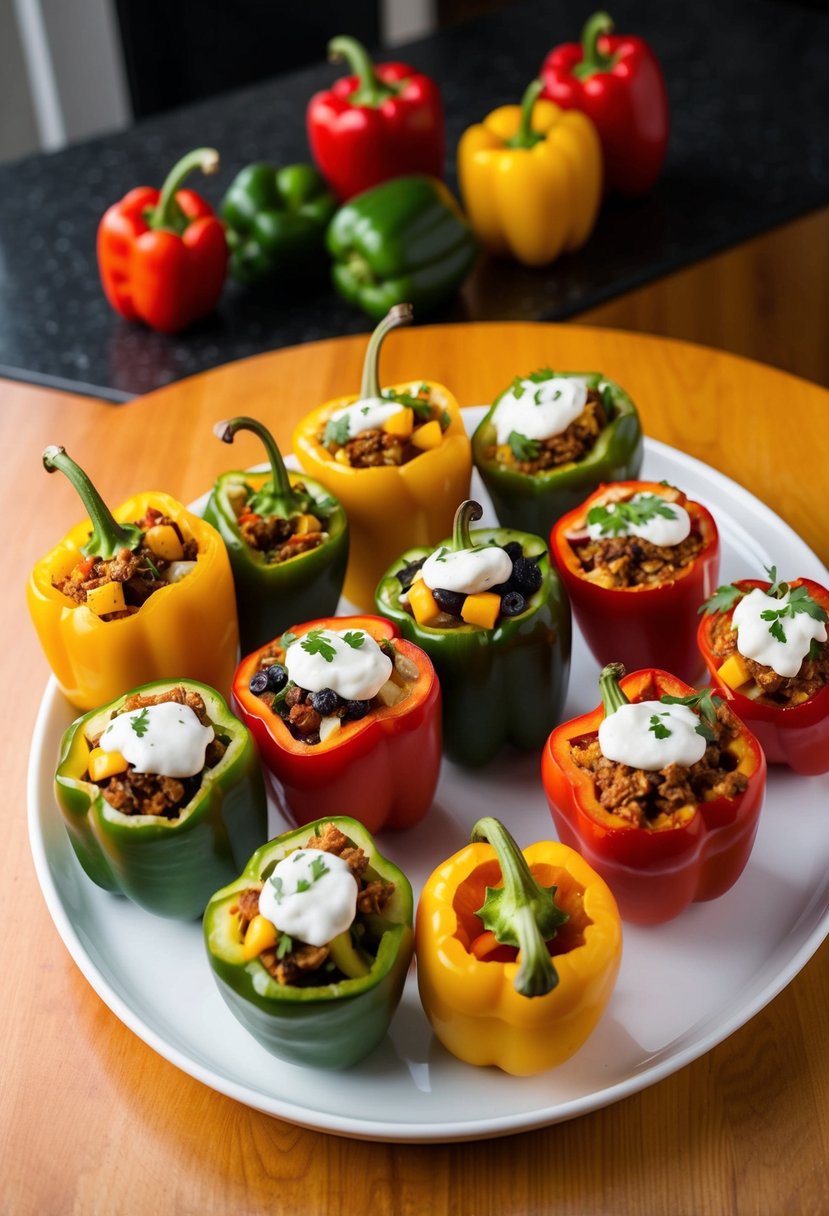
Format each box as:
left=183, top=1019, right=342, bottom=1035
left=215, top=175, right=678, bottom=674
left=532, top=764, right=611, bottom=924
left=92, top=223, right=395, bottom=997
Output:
left=732, top=587, right=828, bottom=678
left=421, top=543, right=513, bottom=595
left=99, top=702, right=214, bottom=777
left=258, top=849, right=357, bottom=947
left=328, top=397, right=403, bottom=439
left=284, top=628, right=392, bottom=700
left=492, top=376, right=589, bottom=445
left=598, top=701, right=707, bottom=771
left=587, top=493, right=691, bottom=547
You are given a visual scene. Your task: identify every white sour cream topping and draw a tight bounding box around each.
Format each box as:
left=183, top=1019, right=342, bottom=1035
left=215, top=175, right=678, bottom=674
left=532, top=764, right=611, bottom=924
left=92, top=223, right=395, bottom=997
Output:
left=258, top=849, right=357, bottom=947
left=284, top=628, right=392, bottom=699
left=492, top=376, right=588, bottom=445
left=99, top=702, right=214, bottom=777
left=587, top=494, right=691, bottom=547
left=732, top=587, right=827, bottom=678
left=598, top=701, right=707, bottom=771
left=421, top=543, right=513, bottom=594
left=328, top=397, right=403, bottom=439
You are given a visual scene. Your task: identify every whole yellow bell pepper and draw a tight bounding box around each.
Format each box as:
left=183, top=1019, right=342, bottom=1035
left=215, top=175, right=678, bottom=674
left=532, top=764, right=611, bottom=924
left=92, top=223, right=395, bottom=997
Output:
left=28, top=446, right=239, bottom=710
left=416, top=816, right=622, bottom=1076
left=458, top=79, right=602, bottom=267
left=293, top=304, right=472, bottom=610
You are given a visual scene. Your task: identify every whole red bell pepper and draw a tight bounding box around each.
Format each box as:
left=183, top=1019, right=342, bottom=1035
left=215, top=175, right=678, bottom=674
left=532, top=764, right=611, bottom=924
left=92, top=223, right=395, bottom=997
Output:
left=698, top=576, right=829, bottom=775
left=550, top=480, right=720, bottom=683
left=97, top=147, right=228, bottom=334
left=307, top=36, right=444, bottom=201
left=542, top=664, right=766, bottom=925
left=232, top=615, right=441, bottom=831
left=539, top=11, right=669, bottom=196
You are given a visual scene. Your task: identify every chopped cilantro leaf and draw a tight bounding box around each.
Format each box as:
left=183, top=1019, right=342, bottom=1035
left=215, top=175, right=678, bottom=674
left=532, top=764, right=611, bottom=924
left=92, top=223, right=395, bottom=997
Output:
left=323, top=416, right=350, bottom=448
left=699, top=584, right=744, bottom=616
left=342, top=631, right=366, bottom=650
left=301, top=629, right=337, bottom=663
left=648, top=714, right=672, bottom=740
left=276, top=934, right=293, bottom=959
left=508, top=430, right=541, bottom=462
left=130, top=708, right=150, bottom=738
left=587, top=493, right=677, bottom=537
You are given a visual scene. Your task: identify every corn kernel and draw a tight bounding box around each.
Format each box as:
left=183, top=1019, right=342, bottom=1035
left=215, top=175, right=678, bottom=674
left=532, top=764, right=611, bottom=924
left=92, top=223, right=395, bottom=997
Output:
left=86, top=581, right=126, bottom=617
left=294, top=514, right=322, bottom=535
left=87, top=747, right=128, bottom=781
left=145, top=524, right=184, bottom=562
left=383, top=408, right=414, bottom=438
left=408, top=579, right=442, bottom=626
left=241, top=914, right=278, bottom=960
left=410, top=420, right=442, bottom=450
left=718, top=653, right=751, bottom=690
left=461, top=592, right=501, bottom=629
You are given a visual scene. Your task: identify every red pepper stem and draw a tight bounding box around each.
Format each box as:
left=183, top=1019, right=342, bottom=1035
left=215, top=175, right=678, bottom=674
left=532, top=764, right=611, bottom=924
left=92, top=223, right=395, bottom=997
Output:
left=452, top=499, right=483, bottom=551
left=599, top=662, right=631, bottom=717
left=359, top=303, right=414, bottom=400
left=213, top=417, right=308, bottom=519
left=328, top=35, right=399, bottom=107
left=42, top=445, right=143, bottom=559
left=506, top=79, right=545, bottom=149
left=149, top=147, right=220, bottom=231
left=573, top=11, right=617, bottom=81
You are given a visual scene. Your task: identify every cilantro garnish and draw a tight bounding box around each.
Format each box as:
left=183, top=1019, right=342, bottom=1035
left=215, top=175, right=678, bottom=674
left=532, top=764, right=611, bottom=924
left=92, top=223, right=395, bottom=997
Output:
left=143, top=554, right=162, bottom=580
left=295, top=878, right=310, bottom=893
left=301, top=629, right=337, bottom=663
left=509, top=376, right=526, bottom=399
left=586, top=493, right=677, bottom=537
left=508, top=430, right=541, bottom=462
left=323, top=416, right=350, bottom=448
left=280, top=631, right=298, bottom=649
left=759, top=583, right=828, bottom=644
left=699, top=584, right=744, bottom=615
left=660, top=688, right=723, bottom=743
left=648, top=713, right=672, bottom=740
left=382, top=387, right=433, bottom=419
left=269, top=875, right=285, bottom=904
left=130, top=708, right=150, bottom=738
left=525, top=368, right=554, bottom=383
left=342, top=631, right=365, bottom=650
left=276, top=934, right=293, bottom=959
left=310, top=855, right=329, bottom=882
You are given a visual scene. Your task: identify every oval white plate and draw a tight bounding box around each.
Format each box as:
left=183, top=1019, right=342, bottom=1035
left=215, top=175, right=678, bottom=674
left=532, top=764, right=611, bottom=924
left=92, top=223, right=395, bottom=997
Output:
left=28, top=412, right=829, bottom=1142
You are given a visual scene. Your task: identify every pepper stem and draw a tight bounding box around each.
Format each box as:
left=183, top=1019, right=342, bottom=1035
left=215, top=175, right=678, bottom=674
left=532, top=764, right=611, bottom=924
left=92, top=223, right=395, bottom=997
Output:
left=359, top=303, right=414, bottom=400
left=573, top=11, right=617, bottom=81
left=328, top=35, right=400, bottom=107
left=506, top=79, right=545, bottom=149
left=213, top=417, right=309, bottom=518
left=599, top=662, right=630, bottom=717
left=42, top=445, right=143, bottom=559
left=148, top=147, right=220, bottom=232
left=470, top=816, right=566, bottom=998
left=452, top=499, right=483, bottom=551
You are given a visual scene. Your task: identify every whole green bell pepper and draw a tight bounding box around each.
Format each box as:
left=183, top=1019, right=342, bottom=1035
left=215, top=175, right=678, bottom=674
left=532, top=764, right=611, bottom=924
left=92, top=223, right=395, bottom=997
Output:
left=203, top=816, right=414, bottom=1069
left=375, top=501, right=571, bottom=767
left=471, top=371, right=644, bottom=536
left=54, top=680, right=268, bottom=920
left=327, top=174, right=477, bottom=320
left=221, top=162, right=337, bottom=286
left=204, top=415, right=349, bottom=653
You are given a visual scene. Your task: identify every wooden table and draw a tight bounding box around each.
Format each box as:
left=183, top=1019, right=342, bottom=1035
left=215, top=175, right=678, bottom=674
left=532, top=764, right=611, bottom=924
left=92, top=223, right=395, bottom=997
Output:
left=6, top=324, right=828, bottom=1214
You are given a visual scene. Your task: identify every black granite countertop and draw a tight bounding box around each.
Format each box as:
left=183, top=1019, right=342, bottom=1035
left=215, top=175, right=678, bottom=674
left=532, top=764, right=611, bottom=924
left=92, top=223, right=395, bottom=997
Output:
left=1, top=0, right=827, bottom=402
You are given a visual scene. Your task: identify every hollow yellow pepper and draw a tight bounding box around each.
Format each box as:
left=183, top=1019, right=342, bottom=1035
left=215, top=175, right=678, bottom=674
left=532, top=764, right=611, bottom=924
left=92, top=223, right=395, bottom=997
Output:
left=293, top=304, right=472, bottom=610
left=416, top=816, right=622, bottom=1076
left=28, top=447, right=239, bottom=710
left=457, top=79, right=602, bottom=267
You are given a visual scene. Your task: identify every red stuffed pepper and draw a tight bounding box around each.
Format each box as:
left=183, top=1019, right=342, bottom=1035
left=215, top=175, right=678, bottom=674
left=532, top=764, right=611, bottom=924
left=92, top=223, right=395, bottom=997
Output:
left=550, top=479, right=720, bottom=683
left=542, top=664, right=766, bottom=925
left=233, top=615, right=441, bottom=831
left=698, top=571, right=829, bottom=775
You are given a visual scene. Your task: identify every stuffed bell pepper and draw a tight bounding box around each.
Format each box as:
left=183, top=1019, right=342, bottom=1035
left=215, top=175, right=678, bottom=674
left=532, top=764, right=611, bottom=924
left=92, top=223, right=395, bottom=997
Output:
left=204, top=816, right=414, bottom=1068
left=542, top=664, right=766, bottom=925
left=698, top=569, right=829, bottom=774
left=204, top=415, right=348, bottom=652
left=233, top=615, right=441, bottom=830
left=29, top=446, right=239, bottom=709
left=550, top=479, right=719, bottom=683
left=415, top=815, right=621, bottom=1076
left=293, top=303, right=472, bottom=609
left=376, top=499, right=571, bottom=767
left=55, top=680, right=267, bottom=919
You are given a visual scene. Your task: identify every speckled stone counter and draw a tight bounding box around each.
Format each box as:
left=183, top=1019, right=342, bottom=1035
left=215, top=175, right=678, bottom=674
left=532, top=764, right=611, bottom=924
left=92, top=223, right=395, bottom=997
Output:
left=0, top=0, right=827, bottom=401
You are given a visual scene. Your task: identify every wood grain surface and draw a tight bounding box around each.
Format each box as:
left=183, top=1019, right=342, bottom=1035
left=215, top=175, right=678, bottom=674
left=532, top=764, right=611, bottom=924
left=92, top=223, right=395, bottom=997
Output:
left=4, top=325, right=828, bottom=1216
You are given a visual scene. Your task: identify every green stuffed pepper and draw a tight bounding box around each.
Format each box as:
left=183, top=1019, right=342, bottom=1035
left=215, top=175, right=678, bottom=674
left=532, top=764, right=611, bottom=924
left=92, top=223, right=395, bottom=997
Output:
left=471, top=370, right=644, bottom=535
left=203, top=816, right=414, bottom=1069
left=375, top=499, right=571, bottom=767
left=221, top=162, right=337, bottom=286
left=204, top=415, right=349, bottom=653
left=55, top=680, right=268, bottom=920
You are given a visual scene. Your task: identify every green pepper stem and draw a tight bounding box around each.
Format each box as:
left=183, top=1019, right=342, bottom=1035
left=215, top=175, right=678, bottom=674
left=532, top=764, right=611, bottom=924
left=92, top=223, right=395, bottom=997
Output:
left=42, top=445, right=143, bottom=559
left=328, top=35, right=400, bottom=107
left=213, top=417, right=307, bottom=518
left=573, top=11, right=616, bottom=81
left=470, top=816, right=561, bottom=998
left=599, top=662, right=630, bottom=717
left=452, top=499, right=483, bottom=551
left=148, top=147, right=220, bottom=231
left=506, top=79, right=545, bottom=149
left=359, top=303, right=414, bottom=400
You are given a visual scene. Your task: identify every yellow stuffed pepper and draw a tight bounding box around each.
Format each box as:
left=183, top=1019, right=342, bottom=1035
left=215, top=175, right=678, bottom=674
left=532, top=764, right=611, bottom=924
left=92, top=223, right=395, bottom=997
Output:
left=293, top=304, right=472, bottom=610
left=458, top=79, right=602, bottom=267
left=28, top=445, right=239, bottom=709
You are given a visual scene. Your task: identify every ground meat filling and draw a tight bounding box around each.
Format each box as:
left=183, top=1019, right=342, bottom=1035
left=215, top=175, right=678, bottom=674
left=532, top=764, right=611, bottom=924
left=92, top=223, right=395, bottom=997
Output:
left=569, top=702, right=748, bottom=829
left=568, top=529, right=705, bottom=589
left=231, top=824, right=396, bottom=986
left=54, top=506, right=198, bottom=619
left=708, top=611, right=829, bottom=706
left=87, top=687, right=226, bottom=819
left=318, top=389, right=448, bottom=468
left=231, top=481, right=328, bottom=565
left=489, top=389, right=607, bottom=474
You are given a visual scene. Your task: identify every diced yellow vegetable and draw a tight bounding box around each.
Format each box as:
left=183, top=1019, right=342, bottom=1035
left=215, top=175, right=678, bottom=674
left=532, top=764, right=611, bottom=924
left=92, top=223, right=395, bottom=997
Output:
left=86, top=581, right=126, bottom=617
left=377, top=679, right=404, bottom=707
left=87, top=747, right=128, bottom=781
left=334, top=448, right=351, bottom=465
left=408, top=579, right=442, bottom=626
left=241, top=914, right=278, bottom=961
left=145, top=524, right=184, bottom=561
left=718, top=652, right=751, bottom=690
left=382, top=408, right=414, bottom=438
left=294, top=513, right=321, bottom=535
left=410, top=420, right=442, bottom=450
left=462, top=592, right=501, bottom=629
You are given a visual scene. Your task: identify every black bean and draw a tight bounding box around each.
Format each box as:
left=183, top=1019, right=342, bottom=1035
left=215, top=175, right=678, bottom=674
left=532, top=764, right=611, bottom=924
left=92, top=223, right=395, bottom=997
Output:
left=395, top=557, right=426, bottom=590
left=266, top=664, right=288, bottom=692
left=343, top=699, right=371, bottom=720
left=511, top=556, right=543, bottom=595
left=248, top=670, right=269, bottom=695
left=501, top=541, right=523, bottom=562
left=500, top=590, right=526, bottom=616
left=311, top=688, right=340, bottom=716
left=433, top=587, right=466, bottom=616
